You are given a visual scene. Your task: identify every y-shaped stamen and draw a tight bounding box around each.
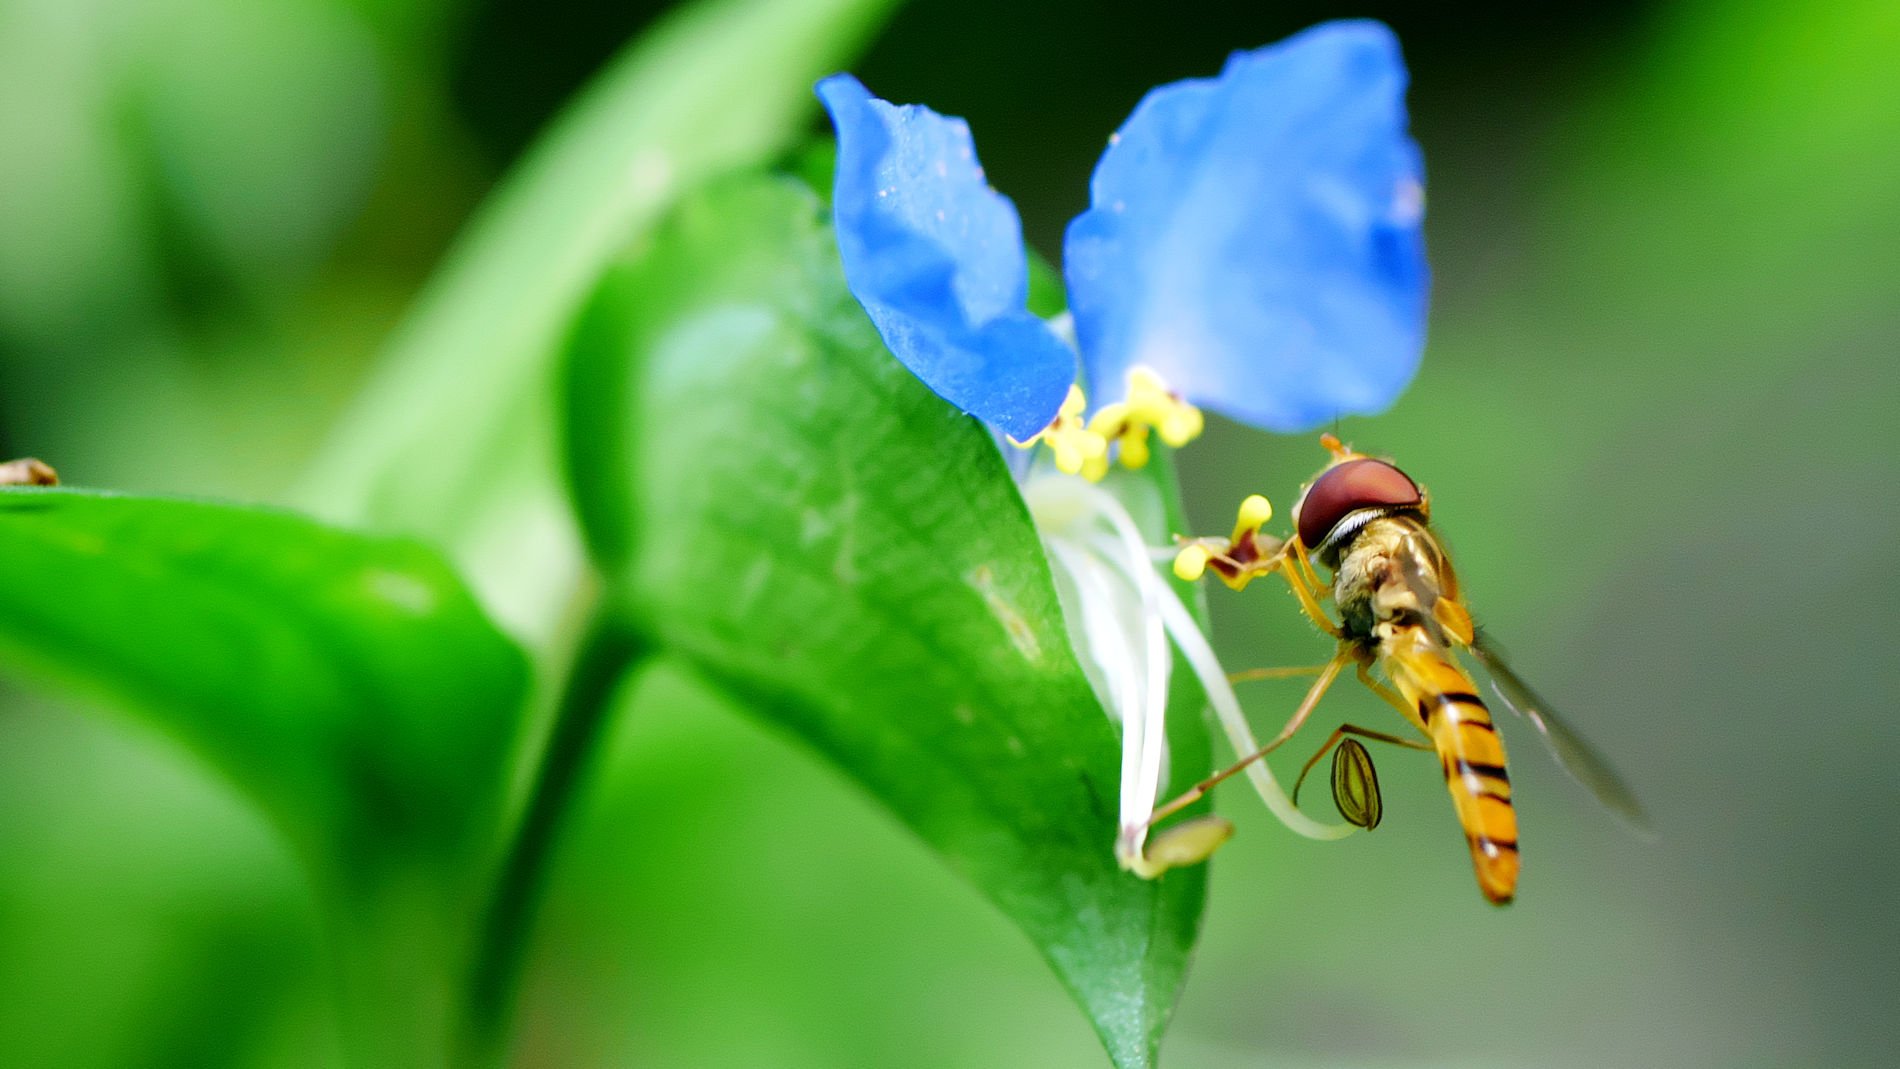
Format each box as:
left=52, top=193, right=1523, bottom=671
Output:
left=1012, top=385, right=1110, bottom=479
left=1015, top=368, right=1205, bottom=482
left=1087, top=367, right=1205, bottom=474
left=1173, top=492, right=1281, bottom=591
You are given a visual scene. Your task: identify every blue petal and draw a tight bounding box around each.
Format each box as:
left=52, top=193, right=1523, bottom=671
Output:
left=1063, top=20, right=1429, bottom=431
left=817, top=74, right=1076, bottom=441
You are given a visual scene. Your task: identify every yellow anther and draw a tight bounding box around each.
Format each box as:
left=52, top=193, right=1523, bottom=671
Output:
left=1084, top=401, right=1130, bottom=439
left=1157, top=405, right=1204, bottom=448
left=1019, top=371, right=1204, bottom=481
left=1016, top=384, right=1110, bottom=478
left=1117, top=425, right=1152, bottom=471
left=1231, top=494, right=1274, bottom=541
left=1173, top=544, right=1211, bottom=582
left=1081, top=367, right=1207, bottom=475
left=1123, top=367, right=1205, bottom=448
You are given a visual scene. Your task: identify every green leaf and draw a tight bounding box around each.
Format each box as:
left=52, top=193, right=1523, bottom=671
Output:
left=560, top=173, right=1210, bottom=1068
left=295, top=0, right=902, bottom=643
left=0, top=487, right=529, bottom=1063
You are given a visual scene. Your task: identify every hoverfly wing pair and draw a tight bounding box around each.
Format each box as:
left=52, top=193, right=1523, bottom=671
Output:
left=1468, top=629, right=1652, bottom=836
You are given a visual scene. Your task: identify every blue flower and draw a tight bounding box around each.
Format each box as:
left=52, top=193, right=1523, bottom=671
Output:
left=817, top=19, right=1428, bottom=462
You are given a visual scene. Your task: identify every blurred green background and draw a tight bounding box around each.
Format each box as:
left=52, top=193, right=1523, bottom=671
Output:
left=2, top=0, right=1896, bottom=1065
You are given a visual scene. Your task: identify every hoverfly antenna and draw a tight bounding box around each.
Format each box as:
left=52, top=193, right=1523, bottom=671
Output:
left=1318, top=433, right=1353, bottom=461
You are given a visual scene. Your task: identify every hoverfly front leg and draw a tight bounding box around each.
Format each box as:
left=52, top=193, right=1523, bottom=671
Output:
left=1271, top=547, right=1342, bottom=639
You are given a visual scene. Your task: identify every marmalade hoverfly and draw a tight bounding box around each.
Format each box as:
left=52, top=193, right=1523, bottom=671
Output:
left=1158, top=435, right=1646, bottom=904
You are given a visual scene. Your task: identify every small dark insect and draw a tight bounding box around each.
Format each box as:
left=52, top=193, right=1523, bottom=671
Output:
left=0, top=458, right=58, bottom=487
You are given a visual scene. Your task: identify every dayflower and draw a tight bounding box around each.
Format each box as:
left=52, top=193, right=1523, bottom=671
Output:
left=816, top=20, right=1429, bottom=875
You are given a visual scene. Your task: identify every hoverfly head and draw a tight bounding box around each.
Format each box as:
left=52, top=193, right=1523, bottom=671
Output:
left=1293, top=441, right=1426, bottom=568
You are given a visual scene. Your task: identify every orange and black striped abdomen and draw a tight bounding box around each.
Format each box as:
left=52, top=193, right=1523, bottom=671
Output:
left=1389, top=644, right=1520, bottom=904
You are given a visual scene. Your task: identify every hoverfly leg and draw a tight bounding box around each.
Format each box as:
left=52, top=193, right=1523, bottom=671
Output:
left=1355, top=661, right=1429, bottom=736
left=1270, top=552, right=1342, bottom=638
left=1226, top=664, right=1330, bottom=684
left=1145, top=647, right=1355, bottom=829
left=1287, top=537, right=1330, bottom=601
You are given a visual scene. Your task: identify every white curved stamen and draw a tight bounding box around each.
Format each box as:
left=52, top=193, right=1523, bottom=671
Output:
left=1025, top=475, right=1170, bottom=866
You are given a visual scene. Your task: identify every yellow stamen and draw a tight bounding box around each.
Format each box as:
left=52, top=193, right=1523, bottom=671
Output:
left=1231, top=494, right=1274, bottom=542
left=1173, top=544, right=1210, bottom=582
left=1124, top=367, right=1204, bottom=448
left=1018, top=369, right=1204, bottom=482
left=1013, top=385, right=1108, bottom=477
left=1117, top=424, right=1152, bottom=471
left=1080, top=367, right=1205, bottom=477
left=1171, top=492, right=1280, bottom=593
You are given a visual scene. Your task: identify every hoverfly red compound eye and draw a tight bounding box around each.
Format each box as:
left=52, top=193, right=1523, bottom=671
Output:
left=1296, top=458, right=1423, bottom=550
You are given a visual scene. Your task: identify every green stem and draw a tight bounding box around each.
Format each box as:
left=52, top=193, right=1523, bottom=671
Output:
left=461, top=614, right=646, bottom=1064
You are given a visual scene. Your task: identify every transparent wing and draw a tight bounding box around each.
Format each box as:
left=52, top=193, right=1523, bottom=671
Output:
left=1470, top=629, right=1653, bottom=836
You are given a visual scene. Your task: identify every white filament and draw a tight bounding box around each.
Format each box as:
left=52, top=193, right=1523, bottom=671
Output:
left=1027, top=475, right=1171, bottom=864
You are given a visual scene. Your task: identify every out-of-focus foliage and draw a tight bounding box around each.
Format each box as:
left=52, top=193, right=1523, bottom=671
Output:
left=1, top=0, right=1897, bottom=1066
left=0, top=487, right=527, bottom=1065
left=298, top=0, right=902, bottom=642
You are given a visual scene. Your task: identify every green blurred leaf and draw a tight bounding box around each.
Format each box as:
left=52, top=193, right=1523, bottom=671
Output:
left=296, top=0, right=902, bottom=642
left=0, top=487, right=529, bottom=1063
left=560, top=173, right=1207, bottom=1068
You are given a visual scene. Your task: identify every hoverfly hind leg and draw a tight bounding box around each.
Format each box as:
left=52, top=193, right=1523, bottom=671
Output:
left=1145, top=647, right=1355, bottom=829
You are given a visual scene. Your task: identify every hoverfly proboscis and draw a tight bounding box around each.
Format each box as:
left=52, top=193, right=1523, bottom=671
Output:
left=1153, top=434, right=1646, bottom=904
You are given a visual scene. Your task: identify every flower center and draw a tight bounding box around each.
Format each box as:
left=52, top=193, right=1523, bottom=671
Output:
left=1013, top=367, right=1205, bottom=482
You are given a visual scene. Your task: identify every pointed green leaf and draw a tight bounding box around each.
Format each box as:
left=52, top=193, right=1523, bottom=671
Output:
left=560, top=174, right=1210, bottom=1067
left=0, top=487, right=530, bottom=1062
left=296, top=0, right=902, bottom=642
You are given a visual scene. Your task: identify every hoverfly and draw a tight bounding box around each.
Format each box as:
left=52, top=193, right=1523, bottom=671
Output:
left=1156, top=435, right=1646, bottom=904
